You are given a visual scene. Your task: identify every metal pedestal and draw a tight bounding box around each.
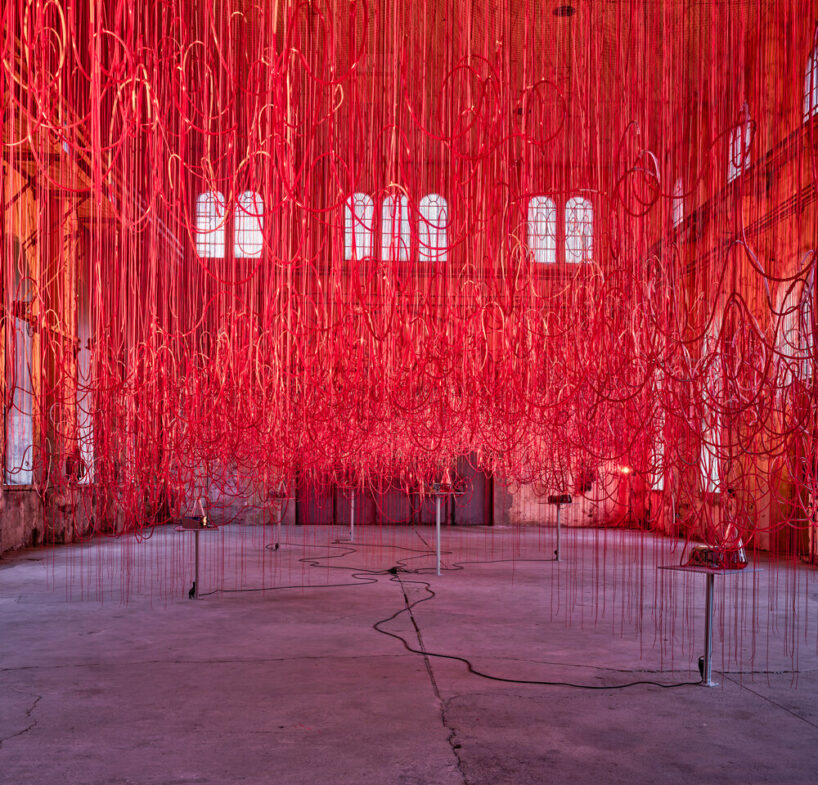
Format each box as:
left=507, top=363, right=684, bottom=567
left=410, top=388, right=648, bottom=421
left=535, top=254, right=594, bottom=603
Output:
left=194, top=529, right=200, bottom=597
left=546, top=494, right=571, bottom=561
left=435, top=495, right=442, bottom=576
left=175, top=518, right=220, bottom=599
left=658, top=564, right=759, bottom=687
left=703, top=573, right=716, bottom=686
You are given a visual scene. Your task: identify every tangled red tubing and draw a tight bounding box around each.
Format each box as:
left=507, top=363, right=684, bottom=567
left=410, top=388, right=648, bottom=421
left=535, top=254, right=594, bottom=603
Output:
left=1, top=0, right=817, bottom=582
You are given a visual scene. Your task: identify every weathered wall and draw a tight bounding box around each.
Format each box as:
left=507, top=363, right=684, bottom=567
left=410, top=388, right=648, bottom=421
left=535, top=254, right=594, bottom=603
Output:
left=0, top=489, right=42, bottom=553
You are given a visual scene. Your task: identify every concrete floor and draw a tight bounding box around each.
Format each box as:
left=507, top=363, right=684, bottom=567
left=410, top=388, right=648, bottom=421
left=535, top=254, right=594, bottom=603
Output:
left=1, top=523, right=818, bottom=785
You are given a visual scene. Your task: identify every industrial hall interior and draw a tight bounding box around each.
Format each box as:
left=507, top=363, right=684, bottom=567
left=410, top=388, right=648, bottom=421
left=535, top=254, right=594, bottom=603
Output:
left=2, top=1, right=818, bottom=784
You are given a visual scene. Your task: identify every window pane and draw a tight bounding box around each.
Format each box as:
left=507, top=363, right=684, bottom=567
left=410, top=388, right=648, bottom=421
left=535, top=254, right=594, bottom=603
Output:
left=77, top=285, right=94, bottom=485
left=527, top=196, right=556, bottom=264
left=345, top=193, right=374, bottom=260
left=671, top=178, right=684, bottom=229
left=565, top=197, right=593, bottom=263
left=699, top=318, right=722, bottom=493
left=418, top=194, right=448, bottom=262
left=381, top=194, right=410, bottom=261
left=5, top=316, right=34, bottom=485
left=799, top=282, right=814, bottom=382
left=234, top=191, right=264, bottom=258
left=651, top=375, right=665, bottom=492
left=728, top=115, right=752, bottom=183
left=805, top=48, right=818, bottom=120
left=699, top=420, right=722, bottom=493
left=651, top=442, right=665, bottom=492
left=195, top=191, right=226, bottom=258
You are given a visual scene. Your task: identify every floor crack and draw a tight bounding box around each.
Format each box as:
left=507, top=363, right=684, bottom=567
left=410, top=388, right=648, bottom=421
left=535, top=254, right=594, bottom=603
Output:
left=395, top=574, right=469, bottom=785
left=0, top=692, right=41, bottom=749
left=722, top=674, right=818, bottom=730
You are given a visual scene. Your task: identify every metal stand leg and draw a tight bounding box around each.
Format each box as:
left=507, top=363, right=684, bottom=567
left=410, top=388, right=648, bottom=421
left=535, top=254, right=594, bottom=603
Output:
left=555, top=505, right=561, bottom=561
left=702, top=573, right=717, bottom=686
left=350, top=490, right=355, bottom=543
left=276, top=503, right=282, bottom=548
left=435, top=495, right=442, bottom=576
left=194, top=529, right=200, bottom=599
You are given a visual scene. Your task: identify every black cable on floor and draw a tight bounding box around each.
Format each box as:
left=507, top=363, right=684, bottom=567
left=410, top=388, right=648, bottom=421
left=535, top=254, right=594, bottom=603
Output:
left=202, top=533, right=700, bottom=689
left=373, top=569, right=699, bottom=690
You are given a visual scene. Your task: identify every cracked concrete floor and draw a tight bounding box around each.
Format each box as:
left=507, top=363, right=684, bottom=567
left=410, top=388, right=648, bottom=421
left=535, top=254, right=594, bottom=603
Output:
left=1, top=524, right=818, bottom=785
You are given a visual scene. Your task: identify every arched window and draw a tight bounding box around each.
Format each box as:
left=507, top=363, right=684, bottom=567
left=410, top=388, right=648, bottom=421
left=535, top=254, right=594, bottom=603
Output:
left=234, top=191, right=264, bottom=258
left=527, top=196, right=556, bottom=264
left=4, top=316, right=34, bottom=485
left=799, top=278, right=814, bottom=383
left=345, top=193, right=375, bottom=260
left=728, top=109, right=752, bottom=183
left=776, top=283, right=803, bottom=389
left=781, top=277, right=817, bottom=385
left=650, top=374, right=665, bottom=492
left=4, top=238, right=33, bottom=485
left=699, top=316, right=722, bottom=493
left=418, top=194, right=448, bottom=262
left=76, top=277, right=94, bottom=485
left=671, top=178, right=684, bottom=229
left=195, top=191, right=226, bottom=258
left=565, top=197, right=593, bottom=264
left=805, top=46, right=818, bottom=120
left=381, top=194, right=410, bottom=261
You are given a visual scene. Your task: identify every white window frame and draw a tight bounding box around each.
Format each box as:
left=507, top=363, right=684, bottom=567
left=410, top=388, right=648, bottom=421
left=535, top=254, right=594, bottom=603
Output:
left=76, top=289, right=94, bottom=485
left=527, top=196, right=557, bottom=264
left=4, top=314, right=34, bottom=486
left=565, top=196, right=593, bottom=264
left=234, top=191, right=264, bottom=259
left=699, top=317, right=723, bottom=493
left=776, top=283, right=802, bottom=390
left=195, top=191, right=227, bottom=258
left=772, top=274, right=815, bottom=391
left=798, top=277, right=814, bottom=383
left=381, top=194, right=410, bottom=261
left=805, top=46, right=818, bottom=121
left=671, top=178, right=684, bottom=229
left=345, top=193, right=375, bottom=260
left=727, top=112, right=752, bottom=183
left=418, top=194, right=448, bottom=262
left=650, top=375, right=666, bottom=492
